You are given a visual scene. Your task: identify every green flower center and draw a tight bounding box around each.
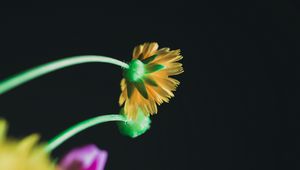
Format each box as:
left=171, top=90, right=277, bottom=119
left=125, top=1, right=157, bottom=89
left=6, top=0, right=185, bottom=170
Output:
left=124, top=59, right=145, bottom=82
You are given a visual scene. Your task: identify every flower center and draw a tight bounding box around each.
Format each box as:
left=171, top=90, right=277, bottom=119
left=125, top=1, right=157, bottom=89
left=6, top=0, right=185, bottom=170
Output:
left=124, top=59, right=145, bottom=82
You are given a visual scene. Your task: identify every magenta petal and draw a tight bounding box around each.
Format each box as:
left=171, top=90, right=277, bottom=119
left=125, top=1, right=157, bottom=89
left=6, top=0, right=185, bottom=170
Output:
left=59, top=144, right=108, bottom=170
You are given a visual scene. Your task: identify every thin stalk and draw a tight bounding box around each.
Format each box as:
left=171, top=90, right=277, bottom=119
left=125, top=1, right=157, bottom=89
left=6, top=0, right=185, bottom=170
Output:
left=0, top=55, right=129, bottom=95
left=46, top=114, right=126, bottom=152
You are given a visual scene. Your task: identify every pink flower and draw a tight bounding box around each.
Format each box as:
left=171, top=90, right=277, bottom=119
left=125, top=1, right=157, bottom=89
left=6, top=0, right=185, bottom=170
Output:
left=59, top=144, right=108, bottom=170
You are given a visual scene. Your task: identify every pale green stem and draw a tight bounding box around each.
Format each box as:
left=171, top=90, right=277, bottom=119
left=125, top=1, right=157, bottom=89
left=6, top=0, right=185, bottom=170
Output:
left=0, top=55, right=129, bottom=95
left=46, top=114, right=126, bottom=152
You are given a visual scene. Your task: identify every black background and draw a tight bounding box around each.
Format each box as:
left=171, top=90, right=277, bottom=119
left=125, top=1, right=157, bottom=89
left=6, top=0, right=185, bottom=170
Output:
left=0, top=1, right=300, bottom=169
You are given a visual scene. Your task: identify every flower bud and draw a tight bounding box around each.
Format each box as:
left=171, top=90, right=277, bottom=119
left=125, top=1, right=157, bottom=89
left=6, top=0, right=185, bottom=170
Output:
left=118, top=108, right=151, bottom=138
left=59, top=144, right=108, bottom=170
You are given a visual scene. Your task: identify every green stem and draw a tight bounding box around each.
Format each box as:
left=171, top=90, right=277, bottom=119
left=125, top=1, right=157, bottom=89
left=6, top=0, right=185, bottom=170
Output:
left=0, top=55, right=129, bottom=95
left=46, top=114, right=126, bottom=152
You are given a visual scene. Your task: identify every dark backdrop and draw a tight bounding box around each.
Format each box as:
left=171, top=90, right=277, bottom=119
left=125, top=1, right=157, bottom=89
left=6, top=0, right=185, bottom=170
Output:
left=0, top=2, right=300, bottom=169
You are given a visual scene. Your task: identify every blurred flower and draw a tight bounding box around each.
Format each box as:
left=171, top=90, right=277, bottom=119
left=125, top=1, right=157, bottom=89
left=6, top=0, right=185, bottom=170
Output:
left=59, top=144, right=107, bottom=170
left=0, top=119, right=55, bottom=170
left=118, top=107, right=151, bottom=138
left=119, top=42, right=183, bottom=119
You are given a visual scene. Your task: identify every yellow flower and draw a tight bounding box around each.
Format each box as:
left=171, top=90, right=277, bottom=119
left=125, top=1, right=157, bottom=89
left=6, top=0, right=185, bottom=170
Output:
left=119, top=42, right=183, bottom=119
left=0, top=119, right=56, bottom=170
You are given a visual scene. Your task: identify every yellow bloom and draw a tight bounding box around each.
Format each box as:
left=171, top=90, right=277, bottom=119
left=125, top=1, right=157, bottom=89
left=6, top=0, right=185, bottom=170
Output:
left=119, top=42, right=183, bottom=119
left=0, top=119, right=56, bottom=170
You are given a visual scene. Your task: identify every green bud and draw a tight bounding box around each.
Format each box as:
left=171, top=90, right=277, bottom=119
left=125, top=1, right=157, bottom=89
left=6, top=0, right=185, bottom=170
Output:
left=118, top=108, right=151, bottom=138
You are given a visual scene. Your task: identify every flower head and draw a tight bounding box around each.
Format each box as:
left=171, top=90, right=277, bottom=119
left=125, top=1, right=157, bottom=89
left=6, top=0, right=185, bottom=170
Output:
left=59, top=144, right=108, bottom=170
left=0, top=119, right=55, bottom=170
left=119, top=42, right=183, bottom=119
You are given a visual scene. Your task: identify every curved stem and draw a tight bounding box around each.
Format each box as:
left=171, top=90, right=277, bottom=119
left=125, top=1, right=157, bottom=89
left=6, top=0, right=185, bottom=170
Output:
left=0, top=55, right=129, bottom=95
left=46, top=114, right=126, bottom=152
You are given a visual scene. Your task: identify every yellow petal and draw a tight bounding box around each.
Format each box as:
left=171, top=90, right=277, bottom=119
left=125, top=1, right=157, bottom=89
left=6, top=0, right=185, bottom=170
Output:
left=146, top=84, right=171, bottom=104
left=124, top=96, right=139, bottom=119
left=17, top=134, right=40, bottom=154
left=155, top=49, right=181, bottom=64
left=120, top=78, right=126, bottom=90
left=119, top=91, right=126, bottom=106
left=132, top=44, right=144, bottom=59
left=164, top=63, right=184, bottom=76
left=157, top=48, right=170, bottom=54
left=0, top=119, right=7, bottom=143
left=142, top=42, right=159, bottom=59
